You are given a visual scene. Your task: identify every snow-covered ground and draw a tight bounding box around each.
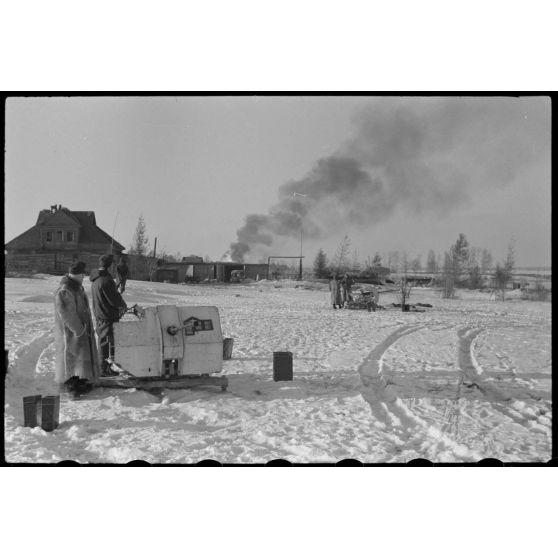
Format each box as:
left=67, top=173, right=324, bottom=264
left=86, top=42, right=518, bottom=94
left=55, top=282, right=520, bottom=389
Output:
left=4, top=275, right=552, bottom=463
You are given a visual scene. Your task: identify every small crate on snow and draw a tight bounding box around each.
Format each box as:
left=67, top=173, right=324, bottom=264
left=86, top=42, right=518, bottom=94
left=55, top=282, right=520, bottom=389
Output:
left=273, top=351, right=293, bottom=381
left=223, top=338, right=234, bottom=360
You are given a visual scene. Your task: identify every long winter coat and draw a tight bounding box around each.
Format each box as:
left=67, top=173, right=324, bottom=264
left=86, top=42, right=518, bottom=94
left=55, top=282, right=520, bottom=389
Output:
left=54, top=276, right=99, bottom=383
left=90, top=269, right=127, bottom=323
left=329, top=277, right=343, bottom=307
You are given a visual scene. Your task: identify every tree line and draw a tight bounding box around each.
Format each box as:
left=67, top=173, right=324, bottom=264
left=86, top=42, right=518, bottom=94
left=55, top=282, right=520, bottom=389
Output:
left=312, top=233, right=529, bottom=301
left=129, top=215, right=546, bottom=301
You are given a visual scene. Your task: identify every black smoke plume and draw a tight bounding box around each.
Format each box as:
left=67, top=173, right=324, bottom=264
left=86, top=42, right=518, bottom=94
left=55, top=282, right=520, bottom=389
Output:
left=230, top=97, right=549, bottom=262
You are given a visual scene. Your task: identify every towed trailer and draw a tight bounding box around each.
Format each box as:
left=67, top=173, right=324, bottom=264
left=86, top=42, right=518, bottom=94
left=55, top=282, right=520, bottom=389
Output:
left=92, top=304, right=228, bottom=392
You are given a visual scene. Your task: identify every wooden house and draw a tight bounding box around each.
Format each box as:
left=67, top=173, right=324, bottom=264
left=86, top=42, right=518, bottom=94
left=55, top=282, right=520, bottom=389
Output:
left=5, top=205, right=125, bottom=275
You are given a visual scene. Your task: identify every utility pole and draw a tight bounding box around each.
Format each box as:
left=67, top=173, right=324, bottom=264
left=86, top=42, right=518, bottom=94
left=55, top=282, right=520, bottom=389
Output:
left=150, top=237, right=158, bottom=281
left=111, top=212, right=119, bottom=253
left=299, top=227, right=303, bottom=281
left=293, top=192, right=307, bottom=281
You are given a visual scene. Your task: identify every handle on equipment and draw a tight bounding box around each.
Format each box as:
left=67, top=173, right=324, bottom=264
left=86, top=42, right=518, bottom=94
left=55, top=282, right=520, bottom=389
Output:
left=167, top=319, right=200, bottom=336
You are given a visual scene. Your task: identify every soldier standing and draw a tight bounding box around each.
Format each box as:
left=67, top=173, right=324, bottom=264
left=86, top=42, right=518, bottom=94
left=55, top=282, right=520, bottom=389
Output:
left=90, top=254, right=127, bottom=375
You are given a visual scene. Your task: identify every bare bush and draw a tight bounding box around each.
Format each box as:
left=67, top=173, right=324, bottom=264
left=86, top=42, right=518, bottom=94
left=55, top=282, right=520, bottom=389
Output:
left=522, top=282, right=550, bottom=301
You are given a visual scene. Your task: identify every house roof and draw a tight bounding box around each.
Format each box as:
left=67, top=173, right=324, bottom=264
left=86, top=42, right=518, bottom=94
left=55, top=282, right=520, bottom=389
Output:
left=6, top=207, right=125, bottom=251
left=5, top=226, right=42, bottom=250
left=71, top=211, right=125, bottom=250
left=36, top=207, right=82, bottom=226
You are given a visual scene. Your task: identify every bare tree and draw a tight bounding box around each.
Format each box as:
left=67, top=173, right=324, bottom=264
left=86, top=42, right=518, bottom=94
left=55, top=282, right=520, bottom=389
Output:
left=436, top=253, right=444, bottom=274
left=351, top=248, right=361, bottom=274
left=372, top=252, right=382, bottom=266
left=480, top=248, right=493, bottom=274
left=493, top=239, right=516, bottom=301
left=467, top=247, right=483, bottom=289
left=399, top=276, right=412, bottom=311
left=332, top=235, right=351, bottom=274
left=387, top=251, right=400, bottom=273
left=528, top=278, right=550, bottom=301
left=411, top=255, right=422, bottom=273
left=504, top=239, right=515, bottom=278
left=493, top=264, right=508, bottom=301
left=468, top=263, right=483, bottom=289
left=426, top=249, right=438, bottom=274
left=130, top=214, right=149, bottom=256
left=313, top=248, right=329, bottom=278
left=450, top=233, right=469, bottom=286
left=400, top=251, right=410, bottom=276
left=441, top=251, right=455, bottom=298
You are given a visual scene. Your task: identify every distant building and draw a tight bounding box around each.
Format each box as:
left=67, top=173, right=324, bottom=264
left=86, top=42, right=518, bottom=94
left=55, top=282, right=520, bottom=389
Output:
left=156, top=260, right=269, bottom=283
left=5, top=204, right=125, bottom=274
left=357, top=266, right=391, bottom=284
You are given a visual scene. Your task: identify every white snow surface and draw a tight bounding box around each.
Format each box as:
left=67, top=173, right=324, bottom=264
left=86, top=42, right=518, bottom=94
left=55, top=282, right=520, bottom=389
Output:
left=4, top=276, right=552, bottom=463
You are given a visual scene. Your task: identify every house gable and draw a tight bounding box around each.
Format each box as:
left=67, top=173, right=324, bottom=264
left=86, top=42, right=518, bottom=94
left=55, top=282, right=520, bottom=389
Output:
left=36, top=207, right=81, bottom=249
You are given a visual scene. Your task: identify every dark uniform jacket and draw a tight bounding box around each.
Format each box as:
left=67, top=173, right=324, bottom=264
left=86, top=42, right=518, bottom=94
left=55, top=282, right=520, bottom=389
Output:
left=90, top=269, right=127, bottom=322
left=116, top=262, right=129, bottom=280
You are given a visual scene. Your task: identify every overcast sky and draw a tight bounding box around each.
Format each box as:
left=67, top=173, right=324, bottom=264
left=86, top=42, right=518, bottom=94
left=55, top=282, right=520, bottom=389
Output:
left=5, top=96, right=551, bottom=267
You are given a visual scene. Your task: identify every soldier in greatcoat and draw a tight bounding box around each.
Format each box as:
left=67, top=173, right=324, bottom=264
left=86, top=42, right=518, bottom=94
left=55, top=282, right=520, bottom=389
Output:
left=329, top=273, right=343, bottom=309
left=54, top=261, right=99, bottom=387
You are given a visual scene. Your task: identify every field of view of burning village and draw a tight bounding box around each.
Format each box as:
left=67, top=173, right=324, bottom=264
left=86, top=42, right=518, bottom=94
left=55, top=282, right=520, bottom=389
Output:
left=4, top=96, right=552, bottom=464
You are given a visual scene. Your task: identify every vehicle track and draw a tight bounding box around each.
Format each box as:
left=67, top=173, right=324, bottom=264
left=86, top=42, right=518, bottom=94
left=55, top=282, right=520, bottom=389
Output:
left=356, top=319, right=550, bottom=460
left=8, top=330, right=54, bottom=386
left=356, top=323, right=481, bottom=461
left=456, top=326, right=550, bottom=432
left=457, top=326, right=509, bottom=401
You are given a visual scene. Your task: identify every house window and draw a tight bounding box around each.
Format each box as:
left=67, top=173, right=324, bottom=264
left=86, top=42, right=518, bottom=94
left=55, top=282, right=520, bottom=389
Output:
left=66, top=231, right=74, bottom=242
left=56, top=230, right=63, bottom=241
left=45, top=231, right=53, bottom=242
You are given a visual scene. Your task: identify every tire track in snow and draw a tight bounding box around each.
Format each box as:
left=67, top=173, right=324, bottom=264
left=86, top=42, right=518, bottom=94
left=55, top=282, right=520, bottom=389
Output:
left=456, top=327, right=550, bottom=432
left=8, top=330, right=54, bottom=385
left=357, top=323, right=481, bottom=461
left=457, top=327, right=500, bottom=395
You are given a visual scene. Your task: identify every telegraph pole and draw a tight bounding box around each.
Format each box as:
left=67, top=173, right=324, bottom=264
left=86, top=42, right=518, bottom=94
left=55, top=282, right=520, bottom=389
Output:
left=299, top=227, right=303, bottom=281
left=293, top=192, right=307, bottom=281
left=111, top=212, right=119, bottom=253
left=150, top=237, right=157, bottom=281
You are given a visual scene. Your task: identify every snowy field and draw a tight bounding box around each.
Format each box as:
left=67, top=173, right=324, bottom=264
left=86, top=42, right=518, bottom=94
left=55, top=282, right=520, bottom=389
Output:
left=4, top=275, right=552, bottom=464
